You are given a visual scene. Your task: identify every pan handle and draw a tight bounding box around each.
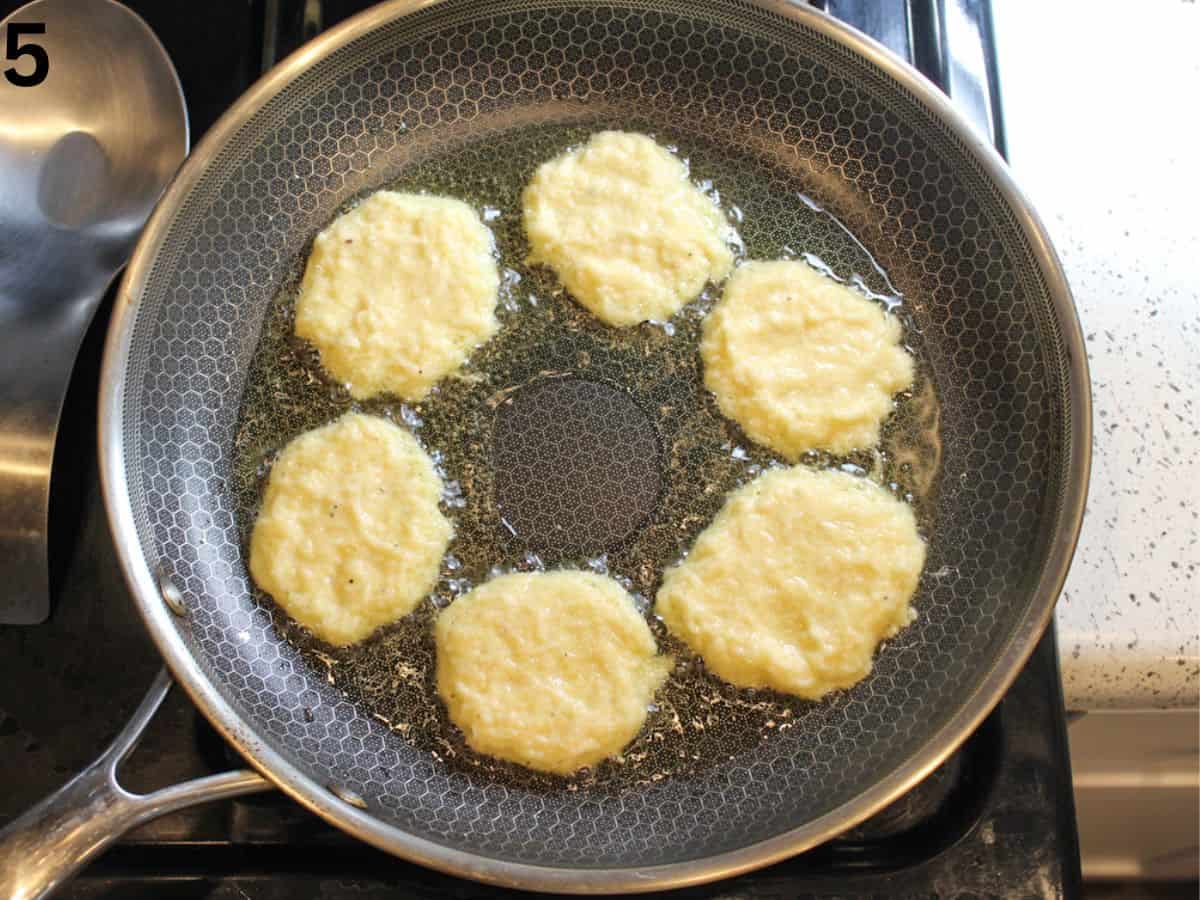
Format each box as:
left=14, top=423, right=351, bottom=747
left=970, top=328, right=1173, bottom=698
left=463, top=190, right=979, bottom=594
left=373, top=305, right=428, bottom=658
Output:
left=0, top=669, right=271, bottom=900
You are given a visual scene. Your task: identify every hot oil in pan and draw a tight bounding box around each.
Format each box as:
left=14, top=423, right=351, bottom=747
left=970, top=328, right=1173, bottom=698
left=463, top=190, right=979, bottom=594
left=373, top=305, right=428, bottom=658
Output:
left=232, top=121, right=942, bottom=790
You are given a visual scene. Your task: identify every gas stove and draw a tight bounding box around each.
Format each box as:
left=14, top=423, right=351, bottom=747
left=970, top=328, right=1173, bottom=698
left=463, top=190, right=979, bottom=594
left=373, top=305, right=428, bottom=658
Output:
left=0, top=1, right=1082, bottom=897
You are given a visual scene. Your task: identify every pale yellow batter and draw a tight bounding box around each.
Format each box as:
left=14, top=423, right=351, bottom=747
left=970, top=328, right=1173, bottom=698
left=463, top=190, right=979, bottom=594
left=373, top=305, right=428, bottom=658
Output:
left=655, top=467, right=925, bottom=699
left=435, top=571, right=671, bottom=775
left=249, top=413, right=452, bottom=646
left=522, top=131, right=735, bottom=326
left=702, top=260, right=914, bottom=458
left=295, top=191, right=499, bottom=401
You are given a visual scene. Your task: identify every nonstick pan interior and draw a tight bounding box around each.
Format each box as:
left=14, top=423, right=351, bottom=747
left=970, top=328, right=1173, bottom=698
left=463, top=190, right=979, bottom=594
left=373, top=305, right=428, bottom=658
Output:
left=103, top=0, right=1087, bottom=887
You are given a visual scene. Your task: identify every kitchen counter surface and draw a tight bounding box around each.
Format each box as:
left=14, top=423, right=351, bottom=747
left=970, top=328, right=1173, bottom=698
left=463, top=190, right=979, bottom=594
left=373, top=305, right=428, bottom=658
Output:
left=993, top=0, right=1199, bottom=709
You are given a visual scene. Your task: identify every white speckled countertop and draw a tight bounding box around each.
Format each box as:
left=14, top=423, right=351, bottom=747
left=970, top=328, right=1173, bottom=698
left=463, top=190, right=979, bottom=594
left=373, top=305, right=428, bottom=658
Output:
left=993, top=1, right=1200, bottom=709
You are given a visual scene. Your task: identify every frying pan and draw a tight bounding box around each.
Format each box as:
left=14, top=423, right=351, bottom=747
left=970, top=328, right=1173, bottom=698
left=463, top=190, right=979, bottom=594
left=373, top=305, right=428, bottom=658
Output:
left=0, top=0, right=1090, bottom=895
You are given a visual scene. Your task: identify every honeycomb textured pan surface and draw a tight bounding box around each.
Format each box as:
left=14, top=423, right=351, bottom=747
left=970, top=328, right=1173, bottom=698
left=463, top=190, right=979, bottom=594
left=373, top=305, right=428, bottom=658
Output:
left=118, top=0, right=1074, bottom=872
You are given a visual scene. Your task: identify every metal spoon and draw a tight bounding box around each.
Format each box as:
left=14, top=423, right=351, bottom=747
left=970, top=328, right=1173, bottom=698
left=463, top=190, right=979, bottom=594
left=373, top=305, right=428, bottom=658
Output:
left=0, top=0, right=187, bottom=623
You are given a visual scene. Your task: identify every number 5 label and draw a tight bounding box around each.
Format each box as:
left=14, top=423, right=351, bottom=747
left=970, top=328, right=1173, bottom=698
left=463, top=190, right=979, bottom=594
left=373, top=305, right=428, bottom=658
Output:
left=4, top=22, right=49, bottom=87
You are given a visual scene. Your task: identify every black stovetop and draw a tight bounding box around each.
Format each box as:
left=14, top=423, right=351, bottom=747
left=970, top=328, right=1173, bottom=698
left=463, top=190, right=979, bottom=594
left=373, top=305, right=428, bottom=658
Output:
left=0, top=1, right=1081, bottom=897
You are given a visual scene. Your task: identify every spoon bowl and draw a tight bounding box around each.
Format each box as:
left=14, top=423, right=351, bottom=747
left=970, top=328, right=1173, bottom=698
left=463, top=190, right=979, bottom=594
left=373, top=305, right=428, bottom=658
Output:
left=0, top=0, right=188, bottom=623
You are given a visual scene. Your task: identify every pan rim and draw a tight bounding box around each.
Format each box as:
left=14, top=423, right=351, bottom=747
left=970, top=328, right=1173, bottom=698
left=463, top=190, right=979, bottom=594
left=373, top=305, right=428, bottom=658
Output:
left=98, top=0, right=1092, bottom=892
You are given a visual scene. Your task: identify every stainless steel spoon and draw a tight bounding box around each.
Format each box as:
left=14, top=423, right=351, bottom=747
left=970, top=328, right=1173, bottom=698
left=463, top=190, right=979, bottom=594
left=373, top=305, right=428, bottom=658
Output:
left=0, top=0, right=187, bottom=623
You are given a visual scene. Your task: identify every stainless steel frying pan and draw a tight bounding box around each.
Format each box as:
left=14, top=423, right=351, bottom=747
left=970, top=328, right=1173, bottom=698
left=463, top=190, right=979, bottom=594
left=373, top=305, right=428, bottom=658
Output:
left=0, top=0, right=1090, bottom=895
